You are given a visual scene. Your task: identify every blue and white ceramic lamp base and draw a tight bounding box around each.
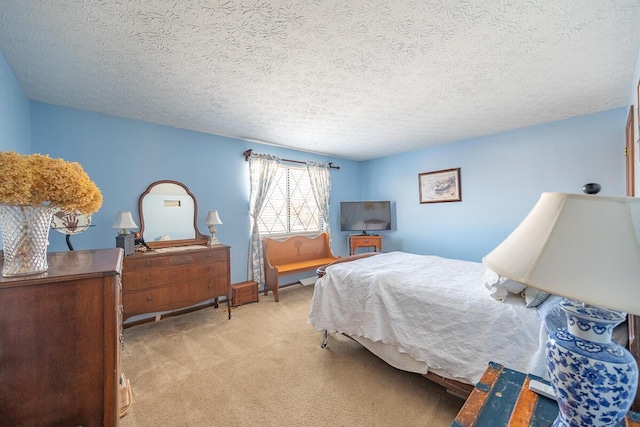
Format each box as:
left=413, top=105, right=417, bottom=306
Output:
left=546, top=299, right=638, bottom=427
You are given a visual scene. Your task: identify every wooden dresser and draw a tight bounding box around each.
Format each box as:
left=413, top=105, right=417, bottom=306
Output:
left=121, top=245, right=231, bottom=321
left=0, top=248, right=124, bottom=427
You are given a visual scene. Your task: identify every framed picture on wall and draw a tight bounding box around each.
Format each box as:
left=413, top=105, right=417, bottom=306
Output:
left=637, top=80, right=640, bottom=162
left=637, top=80, right=640, bottom=124
left=418, top=168, right=461, bottom=204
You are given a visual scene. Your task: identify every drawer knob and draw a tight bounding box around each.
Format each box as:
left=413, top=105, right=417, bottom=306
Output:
left=145, top=261, right=151, bottom=267
left=146, top=296, right=153, bottom=302
left=145, top=276, right=152, bottom=283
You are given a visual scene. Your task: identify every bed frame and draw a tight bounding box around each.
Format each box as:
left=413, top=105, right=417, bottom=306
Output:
left=320, top=328, right=475, bottom=398
left=317, top=254, right=640, bottom=410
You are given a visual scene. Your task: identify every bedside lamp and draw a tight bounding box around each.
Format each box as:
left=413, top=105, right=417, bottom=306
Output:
left=204, top=210, right=222, bottom=246
left=483, top=192, right=640, bottom=427
left=111, top=211, right=138, bottom=256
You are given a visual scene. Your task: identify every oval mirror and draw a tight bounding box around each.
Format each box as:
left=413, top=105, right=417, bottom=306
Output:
left=139, top=180, right=208, bottom=249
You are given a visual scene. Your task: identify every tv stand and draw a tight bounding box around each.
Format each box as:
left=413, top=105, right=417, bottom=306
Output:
left=349, top=234, right=382, bottom=256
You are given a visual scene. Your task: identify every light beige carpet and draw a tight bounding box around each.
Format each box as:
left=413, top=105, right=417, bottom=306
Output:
left=120, top=284, right=464, bottom=427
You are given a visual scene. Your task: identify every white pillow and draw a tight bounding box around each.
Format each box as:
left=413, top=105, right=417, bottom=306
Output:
left=503, top=279, right=527, bottom=294
left=523, top=287, right=551, bottom=308
left=482, top=268, right=527, bottom=302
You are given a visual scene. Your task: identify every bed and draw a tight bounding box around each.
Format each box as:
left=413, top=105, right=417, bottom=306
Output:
left=307, top=251, right=632, bottom=398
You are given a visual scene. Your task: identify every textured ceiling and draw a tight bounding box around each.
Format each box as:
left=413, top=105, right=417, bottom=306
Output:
left=1, top=1, right=639, bottom=161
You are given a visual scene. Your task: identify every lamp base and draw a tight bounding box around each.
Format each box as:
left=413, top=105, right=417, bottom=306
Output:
left=208, top=235, right=220, bottom=246
left=116, top=234, right=135, bottom=256
left=546, top=299, right=638, bottom=427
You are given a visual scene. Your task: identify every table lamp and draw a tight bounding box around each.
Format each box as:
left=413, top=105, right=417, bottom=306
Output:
left=204, top=210, right=222, bottom=245
left=483, top=192, right=640, bottom=427
left=111, top=211, right=138, bottom=256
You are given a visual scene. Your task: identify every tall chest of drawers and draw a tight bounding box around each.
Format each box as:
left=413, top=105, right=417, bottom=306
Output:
left=0, top=248, right=123, bottom=427
left=121, top=245, right=231, bottom=321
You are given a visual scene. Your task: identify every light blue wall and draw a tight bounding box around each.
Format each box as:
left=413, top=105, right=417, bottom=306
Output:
left=29, top=102, right=362, bottom=283
left=629, top=44, right=640, bottom=192
left=360, top=109, right=627, bottom=262
left=0, top=53, right=31, bottom=250
left=0, top=51, right=30, bottom=153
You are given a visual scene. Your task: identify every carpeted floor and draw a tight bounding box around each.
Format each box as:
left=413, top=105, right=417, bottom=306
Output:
left=120, top=284, right=464, bottom=427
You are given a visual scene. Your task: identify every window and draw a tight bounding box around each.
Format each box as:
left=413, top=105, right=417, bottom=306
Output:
left=258, top=164, right=323, bottom=235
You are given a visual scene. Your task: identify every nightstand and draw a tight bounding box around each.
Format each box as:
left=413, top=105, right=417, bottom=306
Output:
left=452, top=362, right=640, bottom=427
left=349, top=234, right=382, bottom=255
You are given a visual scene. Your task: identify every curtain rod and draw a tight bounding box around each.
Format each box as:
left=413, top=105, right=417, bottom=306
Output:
left=242, top=149, right=340, bottom=170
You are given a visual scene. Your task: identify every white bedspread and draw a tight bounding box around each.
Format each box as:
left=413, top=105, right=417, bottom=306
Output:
left=308, top=252, right=547, bottom=384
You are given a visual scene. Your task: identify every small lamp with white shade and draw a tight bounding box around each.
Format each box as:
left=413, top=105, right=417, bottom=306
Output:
left=483, top=192, right=640, bottom=427
left=204, top=210, right=222, bottom=246
left=111, top=211, right=138, bottom=256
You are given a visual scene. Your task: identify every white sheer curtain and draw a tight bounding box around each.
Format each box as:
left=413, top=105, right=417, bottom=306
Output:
left=306, top=161, right=332, bottom=240
left=247, top=153, right=280, bottom=286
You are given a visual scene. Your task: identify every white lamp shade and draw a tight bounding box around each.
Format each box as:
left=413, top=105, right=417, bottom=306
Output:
left=204, top=210, right=222, bottom=225
left=111, top=211, right=139, bottom=231
left=483, top=192, right=640, bottom=315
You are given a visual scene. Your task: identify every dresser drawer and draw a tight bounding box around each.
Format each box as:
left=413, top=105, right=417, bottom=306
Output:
left=123, top=280, right=228, bottom=318
left=188, top=261, right=229, bottom=281
left=190, top=278, right=228, bottom=300
left=123, top=250, right=226, bottom=272
left=123, top=261, right=228, bottom=292
left=122, top=266, right=190, bottom=291
left=123, top=285, right=190, bottom=318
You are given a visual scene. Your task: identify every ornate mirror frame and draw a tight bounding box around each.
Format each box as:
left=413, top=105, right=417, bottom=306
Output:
left=138, top=180, right=208, bottom=249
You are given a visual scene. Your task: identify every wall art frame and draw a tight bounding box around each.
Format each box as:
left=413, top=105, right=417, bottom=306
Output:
left=419, top=168, right=461, bottom=204
left=637, top=80, right=640, bottom=124
left=637, top=80, right=640, bottom=162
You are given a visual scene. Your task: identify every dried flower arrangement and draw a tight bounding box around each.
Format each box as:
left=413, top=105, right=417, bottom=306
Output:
left=0, top=151, right=103, bottom=214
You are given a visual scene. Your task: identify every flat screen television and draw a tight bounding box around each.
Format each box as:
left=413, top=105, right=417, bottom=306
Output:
left=340, top=201, right=391, bottom=234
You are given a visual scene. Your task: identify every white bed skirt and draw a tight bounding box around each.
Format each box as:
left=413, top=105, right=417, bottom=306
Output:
left=349, top=335, right=475, bottom=385
left=350, top=335, right=428, bottom=374
left=350, top=336, right=475, bottom=385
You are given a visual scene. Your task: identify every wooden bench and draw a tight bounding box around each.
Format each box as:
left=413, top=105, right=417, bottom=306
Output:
left=262, top=232, right=340, bottom=302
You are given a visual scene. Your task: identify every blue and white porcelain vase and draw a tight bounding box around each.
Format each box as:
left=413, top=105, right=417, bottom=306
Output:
left=546, top=299, right=637, bottom=427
